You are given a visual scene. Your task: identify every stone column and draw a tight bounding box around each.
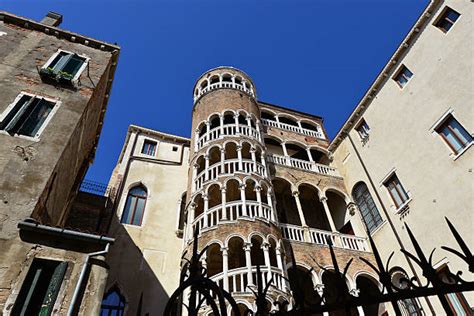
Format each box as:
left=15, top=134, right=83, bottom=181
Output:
left=205, top=121, right=211, bottom=142
left=350, top=288, right=364, bottom=315
left=219, top=114, right=224, bottom=137
left=246, top=114, right=252, bottom=127
left=187, top=203, right=196, bottom=239
left=256, top=120, right=263, bottom=142
left=268, top=188, right=277, bottom=222
left=244, top=243, right=253, bottom=287
left=203, top=194, right=209, bottom=229
left=255, top=185, right=263, bottom=218
left=262, top=242, right=272, bottom=281
left=221, top=188, right=227, bottom=221
left=237, top=145, right=243, bottom=171
left=240, top=183, right=247, bottom=217
left=194, top=128, right=200, bottom=152
left=275, top=247, right=284, bottom=271
left=306, top=148, right=314, bottom=162
left=192, top=163, right=199, bottom=192
left=292, top=191, right=308, bottom=227
left=221, top=247, right=229, bottom=291
left=320, top=195, right=338, bottom=233
left=234, top=114, right=240, bottom=134
left=297, top=120, right=303, bottom=133
left=261, top=152, right=268, bottom=177
left=250, top=147, right=257, bottom=173
left=282, top=142, right=289, bottom=156
left=220, top=148, right=226, bottom=174
left=204, top=155, right=210, bottom=181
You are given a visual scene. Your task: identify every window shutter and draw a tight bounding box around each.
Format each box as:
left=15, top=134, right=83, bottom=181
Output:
left=52, top=53, right=72, bottom=74
left=3, top=96, right=34, bottom=134
left=38, top=261, right=68, bottom=316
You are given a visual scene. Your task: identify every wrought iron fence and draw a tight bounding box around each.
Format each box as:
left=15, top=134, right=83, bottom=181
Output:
left=79, top=179, right=114, bottom=197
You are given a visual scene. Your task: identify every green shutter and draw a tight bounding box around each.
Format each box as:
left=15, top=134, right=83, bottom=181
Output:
left=39, top=262, right=68, bottom=316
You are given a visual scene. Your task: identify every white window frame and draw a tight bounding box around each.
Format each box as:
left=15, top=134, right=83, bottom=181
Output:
left=355, top=118, right=370, bottom=143
left=0, top=92, right=61, bottom=141
left=41, top=49, right=90, bottom=87
left=430, top=108, right=473, bottom=160
left=393, top=64, right=414, bottom=89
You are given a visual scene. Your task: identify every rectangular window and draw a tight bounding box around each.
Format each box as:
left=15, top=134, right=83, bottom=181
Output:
left=435, top=115, right=472, bottom=154
left=12, top=259, right=68, bottom=316
left=142, top=140, right=157, bottom=156
left=435, top=7, right=460, bottom=33
left=393, top=65, right=413, bottom=88
left=0, top=94, right=57, bottom=138
left=40, top=50, right=86, bottom=85
left=384, top=174, right=409, bottom=208
left=437, top=266, right=471, bottom=315
left=355, top=119, right=370, bottom=142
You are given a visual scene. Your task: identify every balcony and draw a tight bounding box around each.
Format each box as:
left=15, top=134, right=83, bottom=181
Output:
left=280, top=223, right=369, bottom=252
left=196, top=124, right=261, bottom=151
left=267, top=153, right=340, bottom=177
left=261, top=118, right=325, bottom=139
left=194, top=80, right=255, bottom=103
left=192, top=200, right=274, bottom=233
left=195, top=159, right=266, bottom=191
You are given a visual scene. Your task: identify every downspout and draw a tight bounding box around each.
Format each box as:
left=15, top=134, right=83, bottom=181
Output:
left=346, top=133, right=436, bottom=314
left=67, top=243, right=111, bottom=316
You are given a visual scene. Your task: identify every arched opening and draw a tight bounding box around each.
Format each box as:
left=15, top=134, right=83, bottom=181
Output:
left=210, top=75, right=220, bottom=85
left=200, top=80, right=208, bottom=90
left=238, top=113, right=247, bottom=125
left=228, top=237, right=246, bottom=270
left=300, top=121, right=319, bottom=132
left=196, top=155, right=205, bottom=175
left=326, top=191, right=352, bottom=234
left=391, top=268, right=423, bottom=315
left=209, top=115, right=220, bottom=131
left=298, top=184, right=330, bottom=231
left=261, top=110, right=275, bottom=121
left=234, top=76, right=243, bottom=85
left=226, top=179, right=241, bottom=202
left=250, top=235, right=265, bottom=267
left=245, top=179, right=257, bottom=201
left=249, top=116, right=256, bottom=128
left=285, top=143, right=309, bottom=161
left=231, top=303, right=251, bottom=316
left=208, top=146, right=221, bottom=167
left=322, top=271, right=357, bottom=316
left=208, top=184, right=221, bottom=209
left=241, top=142, right=252, bottom=160
left=206, top=243, right=223, bottom=277
left=193, top=194, right=204, bottom=220
left=356, top=275, right=381, bottom=316
left=225, top=142, right=238, bottom=160
left=264, top=137, right=284, bottom=156
left=100, top=285, right=126, bottom=315
left=198, top=122, right=207, bottom=138
left=178, top=192, right=187, bottom=232
left=352, top=182, right=383, bottom=234
left=272, top=178, right=300, bottom=225
left=260, top=182, right=268, bottom=204
left=121, top=185, right=147, bottom=226
left=269, top=238, right=278, bottom=267
left=278, top=116, right=298, bottom=126
left=222, top=73, right=232, bottom=83
left=287, top=266, right=321, bottom=311
left=223, top=111, right=235, bottom=125
left=309, top=148, right=330, bottom=165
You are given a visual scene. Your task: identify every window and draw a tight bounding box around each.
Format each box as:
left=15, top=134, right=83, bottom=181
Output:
left=40, top=50, right=86, bottom=85
left=384, top=174, right=409, bottom=209
left=392, top=270, right=423, bottom=315
left=142, top=140, right=157, bottom=156
left=100, top=286, right=126, bottom=316
left=121, top=185, right=147, bottom=226
left=435, top=7, right=460, bottom=33
left=437, top=266, right=471, bottom=315
left=435, top=115, right=472, bottom=155
left=172, top=146, right=178, bottom=152
left=355, top=119, right=370, bottom=142
left=12, top=259, right=68, bottom=316
left=352, top=182, right=383, bottom=233
left=0, top=93, right=58, bottom=138
left=393, top=65, right=413, bottom=88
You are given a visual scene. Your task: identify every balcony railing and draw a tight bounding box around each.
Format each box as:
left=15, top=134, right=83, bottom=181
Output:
left=280, top=223, right=369, bottom=252
left=209, top=266, right=286, bottom=295
left=193, top=200, right=274, bottom=233
left=267, top=153, right=340, bottom=177
left=79, top=180, right=114, bottom=197
left=196, top=124, right=261, bottom=150
left=261, top=118, right=325, bottom=139
left=194, top=81, right=255, bottom=102
left=195, top=159, right=266, bottom=191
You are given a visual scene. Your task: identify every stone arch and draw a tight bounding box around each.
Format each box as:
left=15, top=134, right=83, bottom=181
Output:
left=207, top=183, right=222, bottom=209
left=207, top=145, right=221, bottom=166
left=287, top=264, right=321, bottom=309
left=260, top=108, right=277, bottom=121
left=244, top=177, right=258, bottom=201
left=225, top=178, right=242, bottom=203
left=299, top=119, right=320, bottom=132
left=272, top=177, right=300, bottom=225
left=241, top=141, right=252, bottom=160
left=284, top=141, right=309, bottom=161
left=298, top=183, right=331, bottom=231
left=223, top=110, right=236, bottom=125
left=307, top=145, right=331, bottom=165
left=250, top=234, right=265, bottom=267
left=206, top=243, right=223, bottom=277
left=321, top=269, right=358, bottom=316
left=224, top=141, right=239, bottom=160
left=324, top=188, right=352, bottom=234
left=228, top=236, right=246, bottom=270
left=355, top=273, right=383, bottom=316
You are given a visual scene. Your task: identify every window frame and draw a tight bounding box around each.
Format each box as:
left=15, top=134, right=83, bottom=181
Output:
left=141, top=139, right=157, bottom=156
left=392, top=65, right=414, bottom=89
left=41, top=49, right=90, bottom=87
left=120, top=186, right=148, bottom=226
left=352, top=182, right=384, bottom=234
left=381, top=171, right=411, bottom=213
left=434, top=6, right=461, bottom=34
left=355, top=118, right=370, bottom=143
left=0, top=92, right=61, bottom=141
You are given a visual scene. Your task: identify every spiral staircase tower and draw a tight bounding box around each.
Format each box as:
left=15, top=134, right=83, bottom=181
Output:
left=184, top=67, right=290, bottom=312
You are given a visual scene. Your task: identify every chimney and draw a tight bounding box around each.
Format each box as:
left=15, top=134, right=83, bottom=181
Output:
left=40, top=12, right=63, bottom=27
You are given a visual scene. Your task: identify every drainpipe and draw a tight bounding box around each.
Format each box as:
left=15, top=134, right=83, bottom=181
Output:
left=67, top=243, right=111, bottom=316
left=346, top=133, right=435, bottom=314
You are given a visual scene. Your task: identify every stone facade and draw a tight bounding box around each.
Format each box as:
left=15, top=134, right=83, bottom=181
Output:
left=0, top=11, right=119, bottom=315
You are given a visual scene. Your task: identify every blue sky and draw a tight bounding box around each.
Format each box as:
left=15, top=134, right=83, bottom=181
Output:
left=3, top=0, right=428, bottom=184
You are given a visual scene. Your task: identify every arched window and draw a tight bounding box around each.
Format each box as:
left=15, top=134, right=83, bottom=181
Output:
left=352, top=182, right=383, bottom=233
left=100, top=286, right=126, bottom=316
left=121, top=185, right=147, bottom=226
